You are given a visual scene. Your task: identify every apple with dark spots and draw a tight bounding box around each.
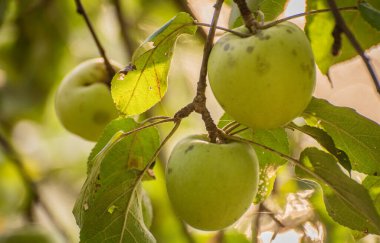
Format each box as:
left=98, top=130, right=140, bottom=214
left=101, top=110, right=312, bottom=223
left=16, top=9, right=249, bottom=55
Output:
left=208, top=21, right=316, bottom=129
left=55, top=58, right=121, bottom=141
left=165, top=135, right=259, bottom=231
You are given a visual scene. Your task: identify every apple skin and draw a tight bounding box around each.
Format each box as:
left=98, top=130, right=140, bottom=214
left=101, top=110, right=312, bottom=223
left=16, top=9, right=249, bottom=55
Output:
left=165, top=135, right=259, bottom=231
left=208, top=21, right=316, bottom=129
left=0, top=226, right=56, bottom=243
left=55, top=58, right=121, bottom=141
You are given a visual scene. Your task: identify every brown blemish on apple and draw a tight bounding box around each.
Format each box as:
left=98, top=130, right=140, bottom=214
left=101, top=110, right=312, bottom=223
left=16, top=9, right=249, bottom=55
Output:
left=255, top=56, right=270, bottom=74
left=246, top=46, right=254, bottom=53
left=167, top=167, right=172, bottom=174
left=292, top=49, right=298, bottom=56
left=93, top=110, right=110, bottom=124
left=300, top=63, right=313, bottom=78
left=257, top=33, right=271, bottom=41
left=185, top=145, right=194, bottom=153
left=286, top=29, right=293, bottom=34
left=224, top=43, right=230, bottom=51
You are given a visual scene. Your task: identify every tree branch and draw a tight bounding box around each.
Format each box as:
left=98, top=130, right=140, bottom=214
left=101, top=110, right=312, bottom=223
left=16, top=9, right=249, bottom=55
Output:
left=233, top=0, right=258, bottom=33
left=175, top=0, right=225, bottom=143
left=111, top=0, right=137, bottom=60
left=74, top=0, right=115, bottom=81
left=326, top=0, right=380, bottom=94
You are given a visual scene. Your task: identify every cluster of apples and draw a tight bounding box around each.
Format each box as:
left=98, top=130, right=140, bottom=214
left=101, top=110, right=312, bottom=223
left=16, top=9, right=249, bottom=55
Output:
left=166, top=21, right=315, bottom=231
left=55, top=20, right=315, bottom=230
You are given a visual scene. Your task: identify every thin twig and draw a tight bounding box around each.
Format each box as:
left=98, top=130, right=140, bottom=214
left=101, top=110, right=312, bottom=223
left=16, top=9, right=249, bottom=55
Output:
left=326, top=0, right=380, bottom=93
left=251, top=203, right=263, bottom=243
left=111, top=0, right=137, bottom=59
left=195, top=22, right=250, bottom=37
left=0, top=131, right=70, bottom=241
left=260, top=204, right=285, bottom=227
left=221, top=121, right=239, bottom=132
left=174, top=0, right=208, bottom=39
left=74, top=0, right=115, bottom=81
left=260, top=6, right=357, bottom=29
left=229, top=127, right=249, bottom=136
left=140, top=116, right=172, bottom=125
left=224, top=122, right=241, bottom=134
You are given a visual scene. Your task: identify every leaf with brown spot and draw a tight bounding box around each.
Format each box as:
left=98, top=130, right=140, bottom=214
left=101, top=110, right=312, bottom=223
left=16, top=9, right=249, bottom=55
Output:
left=73, top=118, right=160, bottom=242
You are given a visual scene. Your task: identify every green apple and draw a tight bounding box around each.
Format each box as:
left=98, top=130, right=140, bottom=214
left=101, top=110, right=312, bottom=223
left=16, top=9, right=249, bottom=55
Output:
left=165, top=135, right=259, bottom=231
left=55, top=58, right=121, bottom=141
left=0, top=226, right=56, bottom=243
left=208, top=21, right=316, bottom=129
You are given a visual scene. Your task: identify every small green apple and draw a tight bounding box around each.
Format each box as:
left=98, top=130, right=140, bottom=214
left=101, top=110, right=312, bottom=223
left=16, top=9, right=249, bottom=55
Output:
left=165, top=135, right=259, bottom=231
left=0, top=225, right=56, bottom=243
left=55, top=58, right=121, bottom=141
left=208, top=21, right=316, bottom=129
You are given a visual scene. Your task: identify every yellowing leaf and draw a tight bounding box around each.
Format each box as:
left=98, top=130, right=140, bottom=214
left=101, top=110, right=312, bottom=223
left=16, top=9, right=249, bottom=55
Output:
left=112, top=12, right=196, bottom=116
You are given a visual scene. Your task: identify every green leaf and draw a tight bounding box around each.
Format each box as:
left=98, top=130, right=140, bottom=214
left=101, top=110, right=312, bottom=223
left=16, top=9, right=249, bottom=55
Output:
left=73, top=118, right=160, bottom=243
left=229, top=0, right=288, bottom=28
left=302, top=98, right=380, bottom=175
left=363, top=176, right=380, bottom=214
left=111, top=12, right=196, bottom=116
left=309, top=190, right=357, bottom=243
left=305, top=0, right=380, bottom=74
left=359, top=1, right=380, bottom=31
left=297, top=148, right=380, bottom=234
left=289, top=123, right=351, bottom=172
left=218, top=113, right=289, bottom=203
left=222, top=229, right=250, bottom=243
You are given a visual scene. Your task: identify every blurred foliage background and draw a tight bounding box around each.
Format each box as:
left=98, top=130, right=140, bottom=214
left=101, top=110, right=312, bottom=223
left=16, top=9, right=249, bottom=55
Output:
left=0, top=0, right=379, bottom=242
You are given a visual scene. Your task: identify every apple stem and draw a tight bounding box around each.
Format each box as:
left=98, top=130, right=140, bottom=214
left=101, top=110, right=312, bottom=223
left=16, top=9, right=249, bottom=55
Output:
left=233, top=0, right=259, bottom=34
left=74, top=0, right=116, bottom=83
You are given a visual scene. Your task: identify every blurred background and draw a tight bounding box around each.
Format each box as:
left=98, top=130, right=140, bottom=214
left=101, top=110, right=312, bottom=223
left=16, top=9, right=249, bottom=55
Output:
left=0, top=0, right=379, bottom=242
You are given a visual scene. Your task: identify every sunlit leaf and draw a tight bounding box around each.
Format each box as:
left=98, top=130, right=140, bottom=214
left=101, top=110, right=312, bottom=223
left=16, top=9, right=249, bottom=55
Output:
left=363, top=175, right=380, bottom=214
left=289, top=123, right=351, bottom=172
left=218, top=113, right=289, bottom=203
left=111, top=12, right=196, bottom=116
left=73, top=118, right=160, bottom=242
left=359, top=1, right=380, bottom=31
left=305, top=0, right=380, bottom=74
left=297, top=148, right=380, bottom=234
left=302, top=98, right=380, bottom=175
